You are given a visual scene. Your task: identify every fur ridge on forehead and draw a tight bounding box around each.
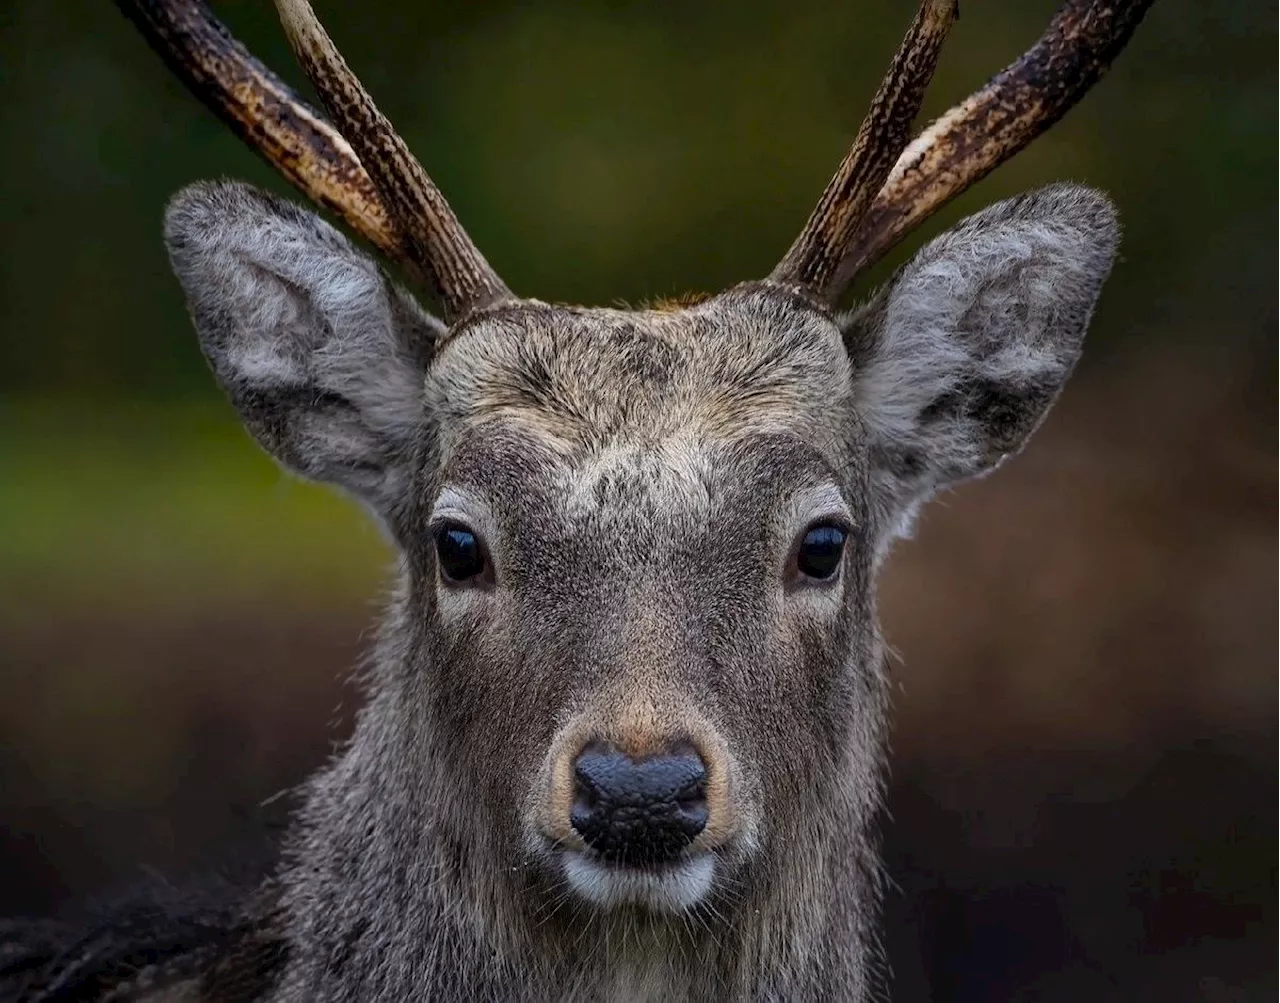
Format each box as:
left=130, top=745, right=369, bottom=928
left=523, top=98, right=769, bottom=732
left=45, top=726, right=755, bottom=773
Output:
left=424, top=284, right=856, bottom=460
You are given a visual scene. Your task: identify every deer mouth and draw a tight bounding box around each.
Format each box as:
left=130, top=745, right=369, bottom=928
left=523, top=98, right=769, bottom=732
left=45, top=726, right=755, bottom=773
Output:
left=558, top=847, right=717, bottom=913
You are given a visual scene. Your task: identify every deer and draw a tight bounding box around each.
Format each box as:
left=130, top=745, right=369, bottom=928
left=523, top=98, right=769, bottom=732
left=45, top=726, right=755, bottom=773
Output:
left=3, top=0, right=1156, bottom=999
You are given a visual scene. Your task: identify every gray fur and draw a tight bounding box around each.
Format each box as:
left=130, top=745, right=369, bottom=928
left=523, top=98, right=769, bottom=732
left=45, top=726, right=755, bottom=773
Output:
left=21, top=177, right=1117, bottom=1002
left=841, top=185, right=1118, bottom=545
left=163, top=182, right=443, bottom=525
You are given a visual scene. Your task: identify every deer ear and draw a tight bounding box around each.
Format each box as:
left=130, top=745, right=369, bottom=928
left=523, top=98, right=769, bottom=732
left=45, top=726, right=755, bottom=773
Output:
left=841, top=184, right=1119, bottom=541
left=164, top=181, right=444, bottom=523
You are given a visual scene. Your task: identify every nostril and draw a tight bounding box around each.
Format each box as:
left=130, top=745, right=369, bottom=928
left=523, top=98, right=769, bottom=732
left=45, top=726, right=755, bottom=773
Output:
left=676, top=784, right=708, bottom=823
left=669, top=757, right=708, bottom=833
left=576, top=783, right=600, bottom=811
left=569, top=742, right=710, bottom=865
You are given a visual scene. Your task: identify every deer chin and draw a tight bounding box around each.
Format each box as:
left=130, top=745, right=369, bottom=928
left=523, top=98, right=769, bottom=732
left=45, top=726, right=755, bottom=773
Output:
left=559, top=849, right=717, bottom=913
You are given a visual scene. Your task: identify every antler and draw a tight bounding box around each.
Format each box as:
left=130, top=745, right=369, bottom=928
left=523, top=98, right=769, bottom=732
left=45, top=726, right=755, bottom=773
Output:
left=115, top=0, right=509, bottom=322
left=774, top=0, right=1156, bottom=303
left=272, top=0, right=510, bottom=319
left=771, top=0, right=959, bottom=297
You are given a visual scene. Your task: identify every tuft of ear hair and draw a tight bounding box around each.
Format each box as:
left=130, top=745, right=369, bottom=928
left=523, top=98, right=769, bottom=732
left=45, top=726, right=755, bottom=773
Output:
left=840, top=183, right=1120, bottom=541
left=164, top=181, right=444, bottom=525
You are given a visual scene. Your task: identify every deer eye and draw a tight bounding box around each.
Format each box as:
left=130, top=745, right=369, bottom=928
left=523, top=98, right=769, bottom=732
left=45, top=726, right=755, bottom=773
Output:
left=795, top=524, right=846, bottom=581
left=434, top=523, right=487, bottom=582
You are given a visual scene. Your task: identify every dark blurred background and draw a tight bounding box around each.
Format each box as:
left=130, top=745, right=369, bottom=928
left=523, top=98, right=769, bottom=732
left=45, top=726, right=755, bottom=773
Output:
left=0, top=1, right=1274, bottom=999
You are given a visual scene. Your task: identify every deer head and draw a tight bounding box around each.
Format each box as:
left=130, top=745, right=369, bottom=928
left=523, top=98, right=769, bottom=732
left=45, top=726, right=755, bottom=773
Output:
left=118, top=0, right=1151, bottom=996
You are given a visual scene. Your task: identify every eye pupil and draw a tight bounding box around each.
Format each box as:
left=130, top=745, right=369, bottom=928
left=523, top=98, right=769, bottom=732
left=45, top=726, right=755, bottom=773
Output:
left=435, top=524, right=486, bottom=582
left=796, top=524, right=846, bottom=580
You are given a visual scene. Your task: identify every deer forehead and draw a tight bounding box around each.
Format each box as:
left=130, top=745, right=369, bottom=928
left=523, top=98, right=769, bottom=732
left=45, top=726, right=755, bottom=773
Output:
left=425, top=288, right=855, bottom=466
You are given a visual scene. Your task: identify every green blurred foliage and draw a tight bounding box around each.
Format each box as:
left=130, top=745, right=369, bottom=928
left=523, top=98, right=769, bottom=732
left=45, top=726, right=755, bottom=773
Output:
left=0, top=0, right=1274, bottom=596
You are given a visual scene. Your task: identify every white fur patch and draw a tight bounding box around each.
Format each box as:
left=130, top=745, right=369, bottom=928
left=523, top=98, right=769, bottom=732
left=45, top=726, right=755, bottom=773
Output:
left=557, top=434, right=715, bottom=524
left=562, top=851, right=716, bottom=912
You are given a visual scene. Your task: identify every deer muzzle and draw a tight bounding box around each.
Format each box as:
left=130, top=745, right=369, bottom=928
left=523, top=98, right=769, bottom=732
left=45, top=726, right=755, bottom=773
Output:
left=529, top=703, right=750, bottom=912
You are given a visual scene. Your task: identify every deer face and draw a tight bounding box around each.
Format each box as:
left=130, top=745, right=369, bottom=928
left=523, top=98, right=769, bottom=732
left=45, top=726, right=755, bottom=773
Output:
left=423, top=291, right=867, bottom=913
left=165, top=178, right=1116, bottom=916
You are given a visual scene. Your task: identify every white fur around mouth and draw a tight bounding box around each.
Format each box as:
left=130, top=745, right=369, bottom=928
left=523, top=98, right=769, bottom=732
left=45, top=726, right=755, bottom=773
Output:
left=561, top=851, right=716, bottom=912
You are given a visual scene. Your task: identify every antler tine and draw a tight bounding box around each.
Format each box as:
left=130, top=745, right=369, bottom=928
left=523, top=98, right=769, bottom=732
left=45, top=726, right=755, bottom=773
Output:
left=770, top=0, right=959, bottom=299
left=836, top=0, right=1156, bottom=290
left=274, top=0, right=510, bottom=321
left=115, top=0, right=409, bottom=269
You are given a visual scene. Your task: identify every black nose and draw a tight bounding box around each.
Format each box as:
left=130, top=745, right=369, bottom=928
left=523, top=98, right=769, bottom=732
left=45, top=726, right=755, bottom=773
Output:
left=570, top=742, right=708, bottom=865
